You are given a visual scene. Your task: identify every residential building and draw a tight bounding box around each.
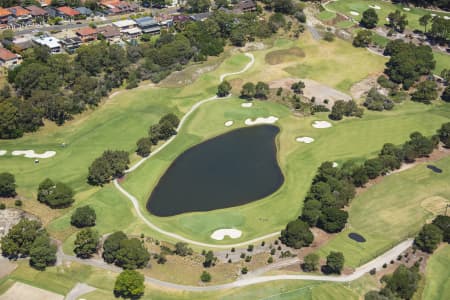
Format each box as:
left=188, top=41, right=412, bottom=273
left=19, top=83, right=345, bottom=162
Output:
left=234, top=0, right=257, bottom=13
left=60, top=37, right=82, bottom=53
left=190, top=12, right=211, bottom=22
left=75, top=7, right=93, bottom=16
left=75, top=27, right=97, bottom=42
left=121, top=27, right=142, bottom=39
left=12, top=35, right=34, bottom=52
left=56, top=6, right=80, bottom=19
left=33, top=36, right=62, bottom=54
left=155, top=14, right=173, bottom=27
left=101, top=1, right=139, bottom=15
left=135, top=16, right=160, bottom=35
left=0, top=7, right=12, bottom=24
left=0, top=48, right=21, bottom=68
left=26, top=5, right=48, bottom=19
left=112, top=19, right=136, bottom=31
left=38, top=0, right=51, bottom=7
left=7, top=6, right=32, bottom=23
left=96, top=25, right=121, bottom=42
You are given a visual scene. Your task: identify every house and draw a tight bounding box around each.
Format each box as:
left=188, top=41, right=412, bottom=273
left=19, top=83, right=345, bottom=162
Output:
left=101, top=1, right=139, bottom=15
left=121, top=27, right=142, bottom=39
left=75, top=27, right=97, bottom=42
left=12, top=35, right=34, bottom=52
left=154, top=14, right=173, bottom=27
left=135, top=16, right=160, bottom=35
left=234, top=0, right=257, bottom=13
left=33, top=36, right=62, bottom=54
left=75, top=7, right=93, bottom=16
left=56, top=6, right=80, bottom=19
left=112, top=19, right=136, bottom=31
left=60, top=37, right=82, bottom=53
left=96, top=25, right=121, bottom=42
left=189, top=12, right=211, bottom=22
left=0, top=7, right=12, bottom=24
left=38, top=0, right=51, bottom=7
left=172, top=14, right=190, bottom=24
left=7, top=6, right=32, bottom=23
left=26, top=5, right=48, bottom=19
left=0, top=48, right=21, bottom=68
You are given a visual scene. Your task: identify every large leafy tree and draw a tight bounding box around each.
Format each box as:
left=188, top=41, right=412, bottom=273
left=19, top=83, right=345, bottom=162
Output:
left=280, top=219, right=314, bottom=249
left=71, top=205, right=96, bottom=228
left=114, top=270, right=145, bottom=299
left=432, top=215, right=450, bottom=243
left=29, top=232, right=57, bottom=270
left=360, top=8, right=379, bottom=29
left=37, top=178, right=74, bottom=208
left=325, top=251, right=344, bottom=274
left=74, top=228, right=99, bottom=258
left=0, top=172, right=16, bottom=197
left=414, top=224, right=443, bottom=253
left=114, top=238, right=150, bottom=270
left=103, top=231, right=128, bottom=264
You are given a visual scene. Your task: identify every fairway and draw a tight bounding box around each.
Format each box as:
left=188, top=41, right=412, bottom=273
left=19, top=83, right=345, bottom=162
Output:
left=421, top=245, right=450, bottom=300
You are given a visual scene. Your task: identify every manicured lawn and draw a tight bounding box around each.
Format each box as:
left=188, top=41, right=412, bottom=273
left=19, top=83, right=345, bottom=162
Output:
left=317, top=10, right=336, bottom=21
left=318, top=156, right=450, bottom=267
left=336, top=20, right=356, bottom=29
left=421, top=245, right=450, bottom=300
left=325, top=0, right=449, bottom=31
left=434, top=51, right=450, bottom=76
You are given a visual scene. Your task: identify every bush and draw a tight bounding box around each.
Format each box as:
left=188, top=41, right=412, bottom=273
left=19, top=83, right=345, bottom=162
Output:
left=37, top=178, right=74, bottom=208
left=71, top=205, right=96, bottom=228
left=174, top=242, right=193, bottom=256
left=323, top=32, right=335, bottom=42
left=241, top=267, right=248, bottom=274
left=302, top=253, right=319, bottom=272
left=14, top=200, right=22, bottom=206
left=0, top=172, right=16, bottom=198
left=136, top=137, right=152, bottom=157
left=414, top=224, right=443, bottom=253
left=114, top=270, right=145, bottom=298
left=268, top=256, right=273, bottom=263
left=245, top=255, right=252, bottom=262
left=280, top=219, right=314, bottom=249
left=217, top=80, right=231, bottom=97
left=200, top=271, right=211, bottom=282
left=247, top=244, right=254, bottom=252
left=0, top=203, right=5, bottom=209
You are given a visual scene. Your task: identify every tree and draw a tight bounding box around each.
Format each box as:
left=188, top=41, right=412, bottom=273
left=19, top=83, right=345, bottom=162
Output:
left=103, top=231, right=128, bottom=264
left=37, top=178, right=74, bottom=208
left=411, top=80, right=438, bottom=104
left=136, top=137, right=152, bottom=157
left=428, top=17, right=450, bottom=43
left=255, top=82, right=270, bottom=99
left=437, top=122, right=450, bottom=148
left=302, top=253, right=319, bottom=272
left=269, top=13, right=286, bottom=33
left=301, top=199, right=322, bottom=226
left=291, top=81, right=305, bottom=94
left=360, top=8, right=378, bottom=29
left=203, top=250, right=216, bottom=267
left=114, top=270, right=145, bottom=299
left=363, top=88, right=394, bottom=111
left=74, top=228, right=99, bottom=258
left=174, top=242, right=193, bottom=256
left=280, top=219, right=314, bottom=249
left=114, top=238, right=150, bottom=269
left=387, top=10, right=408, bottom=33
left=325, top=251, right=344, bottom=274
left=419, top=14, right=432, bottom=33
left=217, top=80, right=231, bottom=97
left=329, top=100, right=363, bottom=121
left=273, top=0, right=294, bottom=15
left=187, top=0, right=211, bottom=13
left=442, top=86, right=450, bottom=102
left=71, top=205, right=96, bottom=228
left=364, top=158, right=384, bottom=179
left=200, top=271, right=211, bottom=282
left=353, top=30, right=373, bottom=48
left=0, top=172, right=16, bottom=197
left=432, top=215, right=450, bottom=243
left=240, top=82, right=255, bottom=99
left=382, top=264, right=420, bottom=299
left=29, top=232, right=57, bottom=270
left=1, top=219, right=42, bottom=259
left=414, top=224, right=443, bottom=253
left=88, top=150, right=130, bottom=186
left=159, top=113, right=180, bottom=129
left=317, top=208, right=348, bottom=233
left=0, top=101, right=22, bottom=139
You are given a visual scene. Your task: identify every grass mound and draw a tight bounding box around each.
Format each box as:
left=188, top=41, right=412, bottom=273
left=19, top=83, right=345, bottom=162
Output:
left=265, top=47, right=306, bottom=65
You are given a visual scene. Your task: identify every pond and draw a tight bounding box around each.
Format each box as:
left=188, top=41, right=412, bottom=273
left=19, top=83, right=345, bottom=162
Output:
left=348, top=232, right=366, bottom=243
left=147, top=125, right=284, bottom=217
left=427, top=165, right=443, bottom=173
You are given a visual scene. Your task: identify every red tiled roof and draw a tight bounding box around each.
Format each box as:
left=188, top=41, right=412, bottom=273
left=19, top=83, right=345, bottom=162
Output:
left=8, top=6, right=30, bottom=17
left=0, top=48, right=18, bottom=61
left=0, top=7, right=11, bottom=17
left=76, top=27, right=97, bottom=36
left=26, top=5, right=48, bottom=16
left=57, top=6, right=80, bottom=17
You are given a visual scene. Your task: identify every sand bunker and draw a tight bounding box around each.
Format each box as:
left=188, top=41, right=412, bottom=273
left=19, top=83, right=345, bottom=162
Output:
left=369, top=5, right=381, bottom=10
left=211, top=229, right=242, bottom=240
left=0, top=150, right=6, bottom=156
left=350, top=11, right=359, bottom=16
left=444, top=16, right=450, bottom=20
left=296, top=137, right=314, bottom=144
left=12, top=150, right=56, bottom=159
left=332, top=162, right=338, bottom=168
left=312, top=121, right=332, bottom=128
left=245, top=116, right=278, bottom=126
left=225, top=121, right=234, bottom=127
left=241, top=102, right=253, bottom=108
left=403, top=7, right=410, bottom=11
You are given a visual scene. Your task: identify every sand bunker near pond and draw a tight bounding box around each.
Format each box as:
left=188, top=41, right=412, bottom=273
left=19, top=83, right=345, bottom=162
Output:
left=245, top=116, right=279, bottom=126
left=0, top=150, right=6, bottom=156
left=369, top=5, right=381, bottom=10
left=1, top=282, right=63, bottom=300
left=11, top=150, right=56, bottom=159
left=210, top=229, right=242, bottom=240
left=312, top=121, right=332, bottom=128
left=296, top=137, right=314, bottom=144
left=225, top=121, right=234, bottom=127
left=269, top=78, right=352, bottom=108
left=350, top=11, right=360, bottom=16
left=241, top=102, right=253, bottom=108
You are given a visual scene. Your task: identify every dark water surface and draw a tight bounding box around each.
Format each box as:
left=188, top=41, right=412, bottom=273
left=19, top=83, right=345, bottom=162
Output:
left=427, top=165, right=443, bottom=173
left=348, top=232, right=366, bottom=243
left=147, top=125, right=284, bottom=216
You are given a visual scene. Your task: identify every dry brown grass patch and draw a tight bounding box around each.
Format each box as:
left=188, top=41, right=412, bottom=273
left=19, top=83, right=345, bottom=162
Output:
left=265, top=47, right=306, bottom=65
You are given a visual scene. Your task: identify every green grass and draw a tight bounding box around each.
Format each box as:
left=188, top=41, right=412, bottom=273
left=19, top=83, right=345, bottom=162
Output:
left=421, top=245, right=450, bottom=300
left=336, top=20, right=356, bottom=29
left=317, top=10, right=337, bottom=21
left=318, top=155, right=450, bottom=267
left=371, top=33, right=389, bottom=47
left=434, top=51, right=450, bottom=76
left=325, top=0, right=449, bottom=31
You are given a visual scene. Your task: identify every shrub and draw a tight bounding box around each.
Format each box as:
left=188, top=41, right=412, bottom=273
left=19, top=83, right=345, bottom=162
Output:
left=38, top=178, right=74, bottom=208
left=200, top=271, right=211, bottom=282
left=280, top=219, right=314, bottom=249
left=114, top=270, right=144, bottom=298
left=0, top=172, right=16, bottom=198
left=241, top=267, right=248, bottom=274
left=71, top=205, right=96, bottom=228
left=14, top=200, right=22, bottom=206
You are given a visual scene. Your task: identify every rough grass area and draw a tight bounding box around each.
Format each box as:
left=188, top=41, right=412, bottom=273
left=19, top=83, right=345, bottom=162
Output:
left=265, top=47, right=306, bottom=65
left=336, top=20, right=356, bottom=29
left=421, top=245, right=450, bottom=300
left=434, top=51, right=450, bottom=76
left=317, top=10, right=336, bottom=21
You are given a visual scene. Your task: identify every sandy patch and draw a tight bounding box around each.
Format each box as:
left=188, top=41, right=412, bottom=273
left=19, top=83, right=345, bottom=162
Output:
left=431, top=13, right=437, bottom=17
left=350, top=74, right=379, bottom=99
left=296, top=137, right=314, bottom=144
left=369, top=5, right=381, bottom=10
left=386, top=17, right=390, bottom=22
left=444, top=16, right=450, bottom=20
left=421, top=196, right=449, bottom=216
left=225, top=121, right=234, bottom=127
left=350, top=11, right=359, bottom=16
left=403, top=7, right=410, bottom=11
left=11, top=150, right=56, bottom=159
left=1, top=282, right=63, bottom=300
left=0, top=150, right=6, bottom=156
left=245, top=116, right=278, bottom=126
left=211, top=229, right=242, bottom=240
left=312, top=121, right=332, bottom=128
left=332, top=162, right=338, bottom=168
left=241, top=102, right=253, bottom=108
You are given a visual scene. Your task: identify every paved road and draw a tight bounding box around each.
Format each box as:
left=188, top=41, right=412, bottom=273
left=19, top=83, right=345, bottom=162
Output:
left=65, top=283, right=96, bottom=300
left=58, top=239, right=413, bottom=292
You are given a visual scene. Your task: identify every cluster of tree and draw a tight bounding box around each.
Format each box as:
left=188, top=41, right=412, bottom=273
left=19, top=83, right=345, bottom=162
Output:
left=217, top=80, right=232, bottom=97
left=442, top=69, right=450, bottom=102
left=148, top=113, right=180, bottom=145
left=114, top=270, right=145, bottom=299
left=387, top=10, right=409, bottom=33
left=87, top=150, right=130, bottom=186
left=329, top=100, right=364, bottom=120
left=384, top=40, right=435, bottom=89
left=365, top=264, right=421, bottom=300
left=240, top=81, right=270, bottom=100
left=202, top=250, right=217, bottom=267
left=37, top=178, right=74, bottom=208
left=291, top=81, right=305, bottom=94
left=0, top=172, right=16, bottom=197
left=364, top=88, right=395, bottom=111
left=103, top=231, right=150, bottom=269
left=397, top=0, right=449, bottom=11
left=301, top=251, right=345, bottom=274
left=280, top=219, right=314, bottom=249
left=353, top=30, right=373, bottom=48
left=71, top=205, right=96, bottom=228
left=1, top=219, right=56, bottom=270
left=74, top=228, right=99, bottom=258
left=414, top=214, right=449, bottom=253
left=410, top=80, right=438, bottom=104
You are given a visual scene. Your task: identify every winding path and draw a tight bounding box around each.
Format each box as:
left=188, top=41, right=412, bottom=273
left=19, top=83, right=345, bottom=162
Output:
left=113, top=52, right=285, bottom=249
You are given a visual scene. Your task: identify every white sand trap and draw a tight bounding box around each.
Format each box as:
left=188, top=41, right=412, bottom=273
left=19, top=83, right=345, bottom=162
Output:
left=444, top=16, right=450, bottom=20
left=241, top=102, right=253, bottom=108
left=386, top=17, right=390, bottom=21
left=296, top=137, right=314, bottom=144
left=0, top=150, right=6, bottom=156
left=369, top=5, right=381, bottom=10
left=350, top=11, right=359, bottom=16
left=431, top=13, right=436, bottom=17
left=332, top=162, right=339, bottom=168
left=403, top=7, right=410, bottom=11
left=211, top=229, right=242, bottom=240
left=225, top=121, right=234, bottom=127
left=312, top=121, right=332, bottom=129
left=12, top=150, right=56, bottom=159
left=245, top=116, right=278, bottom=126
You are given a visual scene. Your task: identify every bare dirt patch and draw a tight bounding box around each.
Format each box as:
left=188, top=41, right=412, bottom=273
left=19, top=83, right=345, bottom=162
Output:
left=350, top=73, right=381, bottom=100
left=1, top=282, right=63, bottom=300
left=0, top=208, right=39, bottom=238
left=265, top=47, right=306, bottom=65
left=0, top=258, right=17, bottom=279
